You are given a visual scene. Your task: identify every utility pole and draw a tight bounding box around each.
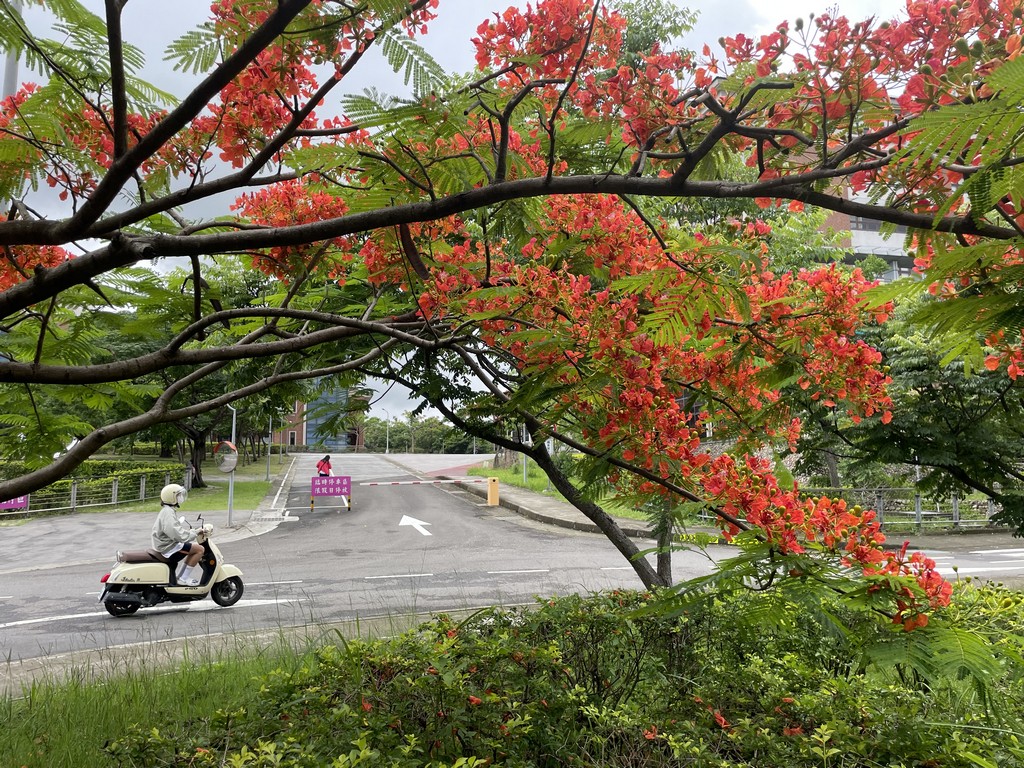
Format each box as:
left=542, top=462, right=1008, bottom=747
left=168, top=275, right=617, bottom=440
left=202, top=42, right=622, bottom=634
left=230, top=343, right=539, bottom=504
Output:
left=265, top=416, right=272, bottom=481
left=227, top=404, right=237, bottom=526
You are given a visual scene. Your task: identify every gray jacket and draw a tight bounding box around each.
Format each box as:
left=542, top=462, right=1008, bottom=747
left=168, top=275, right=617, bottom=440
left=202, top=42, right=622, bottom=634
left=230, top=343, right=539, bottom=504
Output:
left=151, top=504, right=196, bottom=553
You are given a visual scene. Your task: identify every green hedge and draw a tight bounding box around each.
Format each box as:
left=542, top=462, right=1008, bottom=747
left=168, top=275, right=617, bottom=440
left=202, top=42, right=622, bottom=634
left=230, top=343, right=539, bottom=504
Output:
left=104, top=586, right=1024, bottom=767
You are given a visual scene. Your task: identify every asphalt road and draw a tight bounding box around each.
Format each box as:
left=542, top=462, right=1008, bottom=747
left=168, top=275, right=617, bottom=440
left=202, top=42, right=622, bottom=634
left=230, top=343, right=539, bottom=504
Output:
left=0, top=455, right=723, bottom=691
left=3, top=453, right=1024, bottom=695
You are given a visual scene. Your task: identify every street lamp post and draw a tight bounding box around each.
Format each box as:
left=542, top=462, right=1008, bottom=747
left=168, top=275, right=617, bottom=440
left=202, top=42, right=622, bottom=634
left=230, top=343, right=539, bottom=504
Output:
left=382, top=409, right=390, bottom=454
left=227, top=404, right=237, bottom=527
left=265, top=416, right=272, bottom=481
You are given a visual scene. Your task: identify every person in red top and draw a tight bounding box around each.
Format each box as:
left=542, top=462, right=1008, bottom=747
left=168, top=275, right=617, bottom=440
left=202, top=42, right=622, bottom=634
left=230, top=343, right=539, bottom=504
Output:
left=316, top=455, right=332, bottom=476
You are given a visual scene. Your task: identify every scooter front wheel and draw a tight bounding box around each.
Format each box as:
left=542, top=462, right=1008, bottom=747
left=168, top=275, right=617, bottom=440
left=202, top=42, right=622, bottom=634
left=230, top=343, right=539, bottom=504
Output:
left=210, top=576, right=244, bottom=607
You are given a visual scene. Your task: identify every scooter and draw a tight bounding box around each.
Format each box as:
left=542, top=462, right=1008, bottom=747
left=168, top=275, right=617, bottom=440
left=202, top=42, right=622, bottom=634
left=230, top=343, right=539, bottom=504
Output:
left=99, top=516, right=244, bottom=617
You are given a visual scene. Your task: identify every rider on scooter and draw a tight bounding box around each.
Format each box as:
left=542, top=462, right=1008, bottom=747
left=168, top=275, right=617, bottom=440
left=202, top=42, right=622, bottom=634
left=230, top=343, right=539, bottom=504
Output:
left=149, top=484, right=206, bottom=586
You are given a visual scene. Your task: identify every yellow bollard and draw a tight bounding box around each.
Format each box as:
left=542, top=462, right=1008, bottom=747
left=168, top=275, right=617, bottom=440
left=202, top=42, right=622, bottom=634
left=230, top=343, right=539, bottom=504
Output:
left=487, top=477, right=500, bottom=506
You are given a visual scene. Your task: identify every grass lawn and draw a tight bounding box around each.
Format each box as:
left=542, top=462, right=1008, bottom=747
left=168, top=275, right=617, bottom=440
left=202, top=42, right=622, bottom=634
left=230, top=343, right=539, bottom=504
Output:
left=467, top=462, right=649, bottom=521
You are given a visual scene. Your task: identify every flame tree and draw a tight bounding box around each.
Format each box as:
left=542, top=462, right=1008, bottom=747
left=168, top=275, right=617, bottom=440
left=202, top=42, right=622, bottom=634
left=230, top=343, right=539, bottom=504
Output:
left=4, top=0, right=1024, bottom=620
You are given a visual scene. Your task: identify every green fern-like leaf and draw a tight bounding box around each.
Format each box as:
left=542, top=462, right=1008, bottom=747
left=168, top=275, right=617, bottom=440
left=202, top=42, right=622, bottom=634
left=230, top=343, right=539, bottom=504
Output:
left=378, top=26, right=446, bottom=97
left=164, top=25, right=223, bottom=75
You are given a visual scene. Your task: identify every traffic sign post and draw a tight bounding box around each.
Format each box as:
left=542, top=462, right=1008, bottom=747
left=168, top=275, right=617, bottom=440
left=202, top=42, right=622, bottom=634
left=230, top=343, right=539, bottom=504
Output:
left=311, top=475, right=351, bottom=513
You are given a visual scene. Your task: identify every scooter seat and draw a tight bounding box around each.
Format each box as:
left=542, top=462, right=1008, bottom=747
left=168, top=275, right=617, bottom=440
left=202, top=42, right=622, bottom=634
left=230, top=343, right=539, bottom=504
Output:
left=117, top=548, right=172, bottom=564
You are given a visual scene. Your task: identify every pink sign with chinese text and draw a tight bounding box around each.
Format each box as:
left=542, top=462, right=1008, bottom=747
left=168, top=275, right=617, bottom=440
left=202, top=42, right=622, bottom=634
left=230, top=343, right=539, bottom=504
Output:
left=311, top=476, right=351, bottom=497
left=0, top=495, right=28, bottom=510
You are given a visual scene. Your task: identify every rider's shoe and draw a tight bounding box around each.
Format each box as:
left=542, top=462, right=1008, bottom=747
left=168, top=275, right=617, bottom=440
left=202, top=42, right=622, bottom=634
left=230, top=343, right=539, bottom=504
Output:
left=179, top=576, right=201, bottom=587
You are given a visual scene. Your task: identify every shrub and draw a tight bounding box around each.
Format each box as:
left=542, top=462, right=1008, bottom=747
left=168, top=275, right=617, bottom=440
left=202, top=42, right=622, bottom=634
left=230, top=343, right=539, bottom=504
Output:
left=99, top=589, right=1024, bottom=767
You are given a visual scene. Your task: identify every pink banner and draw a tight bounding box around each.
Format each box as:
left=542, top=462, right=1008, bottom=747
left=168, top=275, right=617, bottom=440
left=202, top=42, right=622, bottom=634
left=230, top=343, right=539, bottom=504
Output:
left=0, top=495, right=28, bottom=510
left=311, top=476, right=351, bottom=497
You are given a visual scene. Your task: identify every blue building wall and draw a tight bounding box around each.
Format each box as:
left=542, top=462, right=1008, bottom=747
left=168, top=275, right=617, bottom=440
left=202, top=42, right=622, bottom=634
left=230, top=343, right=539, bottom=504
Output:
left=304, top=388, right=351, bottom=451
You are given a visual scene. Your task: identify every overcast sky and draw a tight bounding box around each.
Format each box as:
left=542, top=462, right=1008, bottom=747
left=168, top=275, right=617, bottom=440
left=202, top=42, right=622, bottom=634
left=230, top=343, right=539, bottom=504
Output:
left=10, top=0, right=907, bottom=419
left=15, top=0, right=909, bottom=99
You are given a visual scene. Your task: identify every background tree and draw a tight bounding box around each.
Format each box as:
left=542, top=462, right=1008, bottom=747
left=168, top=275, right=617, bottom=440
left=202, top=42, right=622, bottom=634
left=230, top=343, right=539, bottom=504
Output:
left=794, top=295, right=1024, bottom=521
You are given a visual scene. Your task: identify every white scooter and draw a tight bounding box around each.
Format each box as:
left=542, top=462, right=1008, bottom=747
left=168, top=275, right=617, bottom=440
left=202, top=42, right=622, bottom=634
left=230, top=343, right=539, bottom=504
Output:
left=99, top=516, right=244, bottom=617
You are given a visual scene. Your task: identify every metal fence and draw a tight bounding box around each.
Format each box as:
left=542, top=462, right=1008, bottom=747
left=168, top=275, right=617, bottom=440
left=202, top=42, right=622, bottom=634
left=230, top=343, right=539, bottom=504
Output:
left=694, top=487, right=1001, bottom=532
left=802, top=487, right=998, bottom=530
left=0, top=467, right=194, bottom=517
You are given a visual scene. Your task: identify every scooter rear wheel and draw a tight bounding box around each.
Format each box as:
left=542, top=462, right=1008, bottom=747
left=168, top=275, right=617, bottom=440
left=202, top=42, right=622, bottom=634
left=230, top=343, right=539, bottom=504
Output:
left=104, top=600, right=141, bottom=617
left=211, top=576, right=244, bottom=607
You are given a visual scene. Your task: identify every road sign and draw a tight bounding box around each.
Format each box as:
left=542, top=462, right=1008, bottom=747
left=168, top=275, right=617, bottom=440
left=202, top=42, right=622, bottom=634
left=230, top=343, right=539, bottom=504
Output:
left=311, top=476, right=351, bottom=496
left=0, top=495, right=28, bottom=510
left=311, top=475, right=351, bottom=513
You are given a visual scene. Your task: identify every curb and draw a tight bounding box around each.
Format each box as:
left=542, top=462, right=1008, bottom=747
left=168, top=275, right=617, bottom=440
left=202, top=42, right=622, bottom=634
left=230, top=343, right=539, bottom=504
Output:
left=454, top=479, right=1016, bottom=549
left=455, top=479, right=658, bottom=540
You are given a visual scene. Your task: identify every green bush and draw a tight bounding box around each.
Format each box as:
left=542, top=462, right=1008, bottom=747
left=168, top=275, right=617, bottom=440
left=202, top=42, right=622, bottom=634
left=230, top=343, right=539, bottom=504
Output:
left=96, top=587, right=1024, bottom=768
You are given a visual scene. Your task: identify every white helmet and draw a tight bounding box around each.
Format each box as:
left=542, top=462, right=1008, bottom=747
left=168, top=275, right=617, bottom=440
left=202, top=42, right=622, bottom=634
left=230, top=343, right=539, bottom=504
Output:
left=160, top=483, right=187, bottom=506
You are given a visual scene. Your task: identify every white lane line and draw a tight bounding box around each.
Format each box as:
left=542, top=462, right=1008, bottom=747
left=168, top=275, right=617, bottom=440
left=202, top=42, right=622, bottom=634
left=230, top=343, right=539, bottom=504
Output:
left=938, top=566, right=1024, bottom=575
left=271, top=456, right=297, bottom=509
left=364, top=573, right=433, bottom=580
left=0, top=595, right=13, bottom=599
left=983, top=560, right=1024, bottom=566
left=0, top=598, right=301, bottom=629
left=184, top=598, right=300, bottom=613
left=970, top=549, right=1024, bottom=555
left=247, top=580, right=304, bottom=586
left=487, top=569, right=549, bottom=575
left=601, top=566, right=634, bottom=571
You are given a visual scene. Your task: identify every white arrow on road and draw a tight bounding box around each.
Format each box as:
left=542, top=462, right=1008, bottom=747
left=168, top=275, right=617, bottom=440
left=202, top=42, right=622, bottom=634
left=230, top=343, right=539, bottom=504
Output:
left=399, top=515, right=433, bottom=536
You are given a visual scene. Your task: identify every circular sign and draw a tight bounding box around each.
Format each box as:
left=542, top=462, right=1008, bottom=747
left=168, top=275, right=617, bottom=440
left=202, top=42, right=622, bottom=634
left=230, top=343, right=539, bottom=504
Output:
left=214, top=440, right=238, bottom=473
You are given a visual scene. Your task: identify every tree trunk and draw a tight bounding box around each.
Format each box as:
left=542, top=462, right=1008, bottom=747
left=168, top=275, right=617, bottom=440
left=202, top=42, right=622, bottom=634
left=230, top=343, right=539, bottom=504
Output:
left=824, top=450, right=842, bottom=488
left=657, top=497, right=673, bottom=584
left=175, top=423, right=211, bottom=488
left=190, top=442, right=207, bottom=488
left=532, top=450, right=669, bottom=589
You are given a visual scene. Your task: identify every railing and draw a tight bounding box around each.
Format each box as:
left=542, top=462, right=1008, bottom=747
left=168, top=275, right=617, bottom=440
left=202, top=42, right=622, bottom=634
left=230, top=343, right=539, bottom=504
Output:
left=801, top=487, right=998, bottom=530
left=0, top=468, right=194, bottom=517
left=694, top=487, right=1002, bottom=532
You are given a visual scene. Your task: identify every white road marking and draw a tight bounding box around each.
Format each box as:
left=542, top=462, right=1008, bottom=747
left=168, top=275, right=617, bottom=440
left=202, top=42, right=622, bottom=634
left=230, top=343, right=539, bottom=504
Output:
left=364, top=573, right=433, bottom=580
left=0, top=598, right=301, bottom=629
left=184, top=598, right=299, bottom=613
left=0, top=595, right=12, bottom=599
left=938, top=566, right=1024, bottom=575
left=399, top=515, right=432, bottom=536
left=247, top=580, right=304, bottom=586
left=271, top=456, right=297, bottom=509
left=969, top=548, right=1024, bottom=555
left=601, top=566, right=634, bottom=571
left=487, top=569, right=549, bottom=575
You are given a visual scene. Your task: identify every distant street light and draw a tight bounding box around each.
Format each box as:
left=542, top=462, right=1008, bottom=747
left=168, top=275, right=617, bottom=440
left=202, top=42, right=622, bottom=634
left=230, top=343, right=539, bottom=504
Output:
left=382, top=409, right=390, bottom=454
